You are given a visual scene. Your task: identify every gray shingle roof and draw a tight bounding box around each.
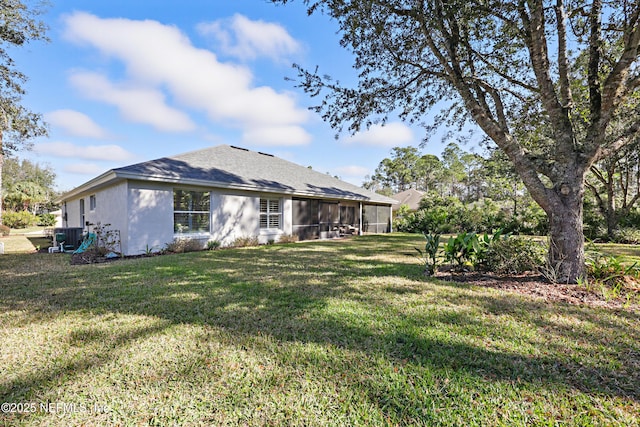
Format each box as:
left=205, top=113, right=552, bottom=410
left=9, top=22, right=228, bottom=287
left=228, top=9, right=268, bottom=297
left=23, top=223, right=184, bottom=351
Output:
left=113, top=144, right=395, bottom=204
left=391, top=188, right=425, bottom=210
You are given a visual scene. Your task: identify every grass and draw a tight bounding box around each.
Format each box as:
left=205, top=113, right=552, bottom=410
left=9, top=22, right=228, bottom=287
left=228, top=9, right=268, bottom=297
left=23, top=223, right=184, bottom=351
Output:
left=1, top=226, right=52, bottom=254
left=1, top=234, right=639, bottom=426
left=595, top=242, right=640, bottom=265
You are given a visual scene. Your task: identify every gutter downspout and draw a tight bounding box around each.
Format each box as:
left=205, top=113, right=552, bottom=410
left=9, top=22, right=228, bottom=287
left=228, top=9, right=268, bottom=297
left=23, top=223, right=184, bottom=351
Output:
left=359, top=202, right=363, bottom=236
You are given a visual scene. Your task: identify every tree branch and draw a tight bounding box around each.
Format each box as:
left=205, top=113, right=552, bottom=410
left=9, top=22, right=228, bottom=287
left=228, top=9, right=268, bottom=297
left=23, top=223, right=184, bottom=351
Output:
left=555, top=0, right=573, bottom=109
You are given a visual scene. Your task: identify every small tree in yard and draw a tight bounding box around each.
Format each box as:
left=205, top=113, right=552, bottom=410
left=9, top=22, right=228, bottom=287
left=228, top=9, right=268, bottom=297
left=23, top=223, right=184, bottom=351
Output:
left=273, top=0, right=640, bottom=283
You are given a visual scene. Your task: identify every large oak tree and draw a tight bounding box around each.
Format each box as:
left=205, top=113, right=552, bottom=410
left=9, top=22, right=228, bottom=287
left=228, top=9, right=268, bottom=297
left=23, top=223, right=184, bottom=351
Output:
left=274, top=0, right=640, bottom=282
left=0, top=0, right=49, bottom=224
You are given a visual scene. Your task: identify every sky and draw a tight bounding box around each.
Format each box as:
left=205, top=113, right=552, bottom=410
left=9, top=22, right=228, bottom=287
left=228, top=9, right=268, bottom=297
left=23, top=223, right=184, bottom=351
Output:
left=13, top=0, right=452, bottom=192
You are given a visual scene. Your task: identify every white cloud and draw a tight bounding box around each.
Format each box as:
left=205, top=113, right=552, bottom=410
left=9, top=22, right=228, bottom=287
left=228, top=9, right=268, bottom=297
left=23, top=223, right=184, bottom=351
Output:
left=64, top=163, right=106, bottom=175
left=345, top=122, right=414, bottom=147
left=197, top=14, right=302, bottom=62
left=63, top=12, right=311, bottom=145
left=45, top=109, right=110, bottom=139
left=34, top=141, right=136, bottom=162
left=69, top=72, right=196, bottom=132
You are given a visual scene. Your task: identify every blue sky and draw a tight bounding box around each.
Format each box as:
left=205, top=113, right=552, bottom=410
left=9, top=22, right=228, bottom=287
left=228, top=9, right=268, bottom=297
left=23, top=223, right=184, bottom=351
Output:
left=15, top=0, right=450, bottom=191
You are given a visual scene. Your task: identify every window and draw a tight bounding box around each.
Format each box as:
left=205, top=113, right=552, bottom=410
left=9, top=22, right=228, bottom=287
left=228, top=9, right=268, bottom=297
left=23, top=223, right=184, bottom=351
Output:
left=260, top=198, right=281, bottom=229
left=89, top=195, right=96, bottom=210
left=173, top=190, right=210, bottom=234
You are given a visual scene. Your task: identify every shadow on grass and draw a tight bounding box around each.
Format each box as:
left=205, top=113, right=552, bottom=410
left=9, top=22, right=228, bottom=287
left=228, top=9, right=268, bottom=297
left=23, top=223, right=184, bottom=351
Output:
left=2, top=235, right=639, bottom=411
left=27, top=236, right=52, bottom=252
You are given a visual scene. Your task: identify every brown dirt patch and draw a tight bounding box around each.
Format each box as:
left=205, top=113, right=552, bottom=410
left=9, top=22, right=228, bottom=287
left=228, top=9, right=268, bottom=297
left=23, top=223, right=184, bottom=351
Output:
left=434, top=270, right=640, bottom=311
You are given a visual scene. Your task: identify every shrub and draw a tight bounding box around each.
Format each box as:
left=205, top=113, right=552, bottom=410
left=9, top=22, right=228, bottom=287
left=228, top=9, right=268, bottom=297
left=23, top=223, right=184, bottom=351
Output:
left=484, top=236, right=546, bottom=274
left=37, top=213, right=56, bottom=227
left=164, top=238, right=203, bottom=253
left=2, top=211, right=37, bottom=229
left=443, top=232, right=479, bottom=267
left=278, top=234, right=299, bottom=244
left=230, top=236, right=259, bottom=248
left=415, top=233, right=440, bottom=275
left=0, top=224, right=10, bottom=236
left=207, top=240, right=221, bottom=250
left=613, top=227, right=640, bottom=244
left=584, top=252, right=640, bottom=299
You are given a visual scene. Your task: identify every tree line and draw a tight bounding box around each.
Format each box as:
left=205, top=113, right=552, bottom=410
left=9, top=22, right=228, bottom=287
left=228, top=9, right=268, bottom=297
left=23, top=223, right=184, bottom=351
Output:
left=366, top=143, right=640, bottom=244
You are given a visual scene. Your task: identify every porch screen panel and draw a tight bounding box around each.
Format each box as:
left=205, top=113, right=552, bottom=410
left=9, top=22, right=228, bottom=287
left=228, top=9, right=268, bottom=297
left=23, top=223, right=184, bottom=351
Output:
left=319, top=202, right=339, bottom=233
left=377, top=206, right=391, bottom=233
left=292, top=198, right=319, bottom=240
left=363, top=204, right=390, bottom=233
left=362, top=204, right=375, bottom=233
left=340, top=206, right=356, bottom=226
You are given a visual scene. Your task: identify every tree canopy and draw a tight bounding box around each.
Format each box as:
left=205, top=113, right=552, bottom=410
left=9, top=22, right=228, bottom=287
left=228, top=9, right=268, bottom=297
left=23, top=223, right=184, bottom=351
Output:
left=1, top=156, right=56, bottom=213
left=274, top=0, right=640, bottom=282
left=0, top=0, right=49, bottom=223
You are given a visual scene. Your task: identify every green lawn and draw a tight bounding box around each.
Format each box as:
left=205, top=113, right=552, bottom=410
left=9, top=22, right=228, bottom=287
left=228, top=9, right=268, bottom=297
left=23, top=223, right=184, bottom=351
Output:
left=1, top=234, right=638, bottom=426
left=1, top=226, right=52, bottom=254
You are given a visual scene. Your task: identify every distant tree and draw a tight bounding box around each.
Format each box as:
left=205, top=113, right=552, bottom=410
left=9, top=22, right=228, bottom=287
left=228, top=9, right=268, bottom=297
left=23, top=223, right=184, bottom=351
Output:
left=2, top=156, right=56, bottom=213
left=0, top=0, right=49, bottom=224
left=366, top=146, right=421, bottom=193
left=482, top=147, right=526, bottom=217
left=414, top=154, right=444, bottom=193
left=274, top=0, right=640, bottom=282
left=440, top=142, right=466, bottom=198
left=586, top=138, right=640, bottom=239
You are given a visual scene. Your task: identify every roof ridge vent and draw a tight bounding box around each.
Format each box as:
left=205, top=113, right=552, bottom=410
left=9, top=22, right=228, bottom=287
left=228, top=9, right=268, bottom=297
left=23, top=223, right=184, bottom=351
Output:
left=230, top=145, right=249, bottom=151
left=258, top=151, right=274, bottom=157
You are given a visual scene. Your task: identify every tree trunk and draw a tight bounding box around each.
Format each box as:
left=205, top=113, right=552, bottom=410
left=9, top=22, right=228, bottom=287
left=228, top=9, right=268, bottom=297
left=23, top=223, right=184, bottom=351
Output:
left=605, top=209, right=618, bottom=241
left=546, top=186, right=586, bottom=283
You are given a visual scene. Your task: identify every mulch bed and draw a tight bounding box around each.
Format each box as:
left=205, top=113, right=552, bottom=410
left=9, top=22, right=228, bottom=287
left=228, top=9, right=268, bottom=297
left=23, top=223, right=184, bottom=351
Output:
left=434, top=269, right=640, bottom=311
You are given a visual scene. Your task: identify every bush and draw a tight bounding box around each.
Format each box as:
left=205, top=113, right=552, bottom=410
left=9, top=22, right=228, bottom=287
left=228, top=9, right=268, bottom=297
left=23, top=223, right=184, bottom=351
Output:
left=37, top=213, right=56, bottom=227
left=0, top=224, right=10, bottom=236
left=395, top=195, right=548, bottom=236
left=164, top=238, right=203, bottom=253
left=585, top=252, right=640, bottom=298
left=2, top=211, right=37, bottom=229
left=278, top=234, right=299, bottom=244
left=230, top=236, right=259, bottom=248
left=207, top=240, right=221, bottom=250
left=484, top=236, right=546, bottom=274
left=613, top=227, right=640, bottom=244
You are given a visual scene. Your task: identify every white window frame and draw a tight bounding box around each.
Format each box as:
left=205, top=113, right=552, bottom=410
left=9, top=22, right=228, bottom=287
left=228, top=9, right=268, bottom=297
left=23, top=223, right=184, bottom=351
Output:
left=260, top=198, right=282, bottom=230
left=173, top=190, right=211, bottom=235
left=89, top=194, right=96, bottom=211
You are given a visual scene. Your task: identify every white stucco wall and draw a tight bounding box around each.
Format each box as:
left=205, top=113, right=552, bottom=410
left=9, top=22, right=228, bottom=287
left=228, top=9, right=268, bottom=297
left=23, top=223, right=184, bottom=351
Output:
left=127, top=182, right=174, bottom=255
left=281, top=197, right=293, bottom=236
left=210, top=191, right=259, bottom=246
left=86, top=182, right=128, bottom=234
left=61, top=182, right=129, bottom=252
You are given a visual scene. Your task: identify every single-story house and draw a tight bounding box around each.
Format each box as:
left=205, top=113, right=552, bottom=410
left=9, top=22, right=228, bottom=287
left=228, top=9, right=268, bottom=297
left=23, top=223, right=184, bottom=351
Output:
left=391, top=188, right=425, bottom=211
left=56, top=144, right=396, bottom=255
